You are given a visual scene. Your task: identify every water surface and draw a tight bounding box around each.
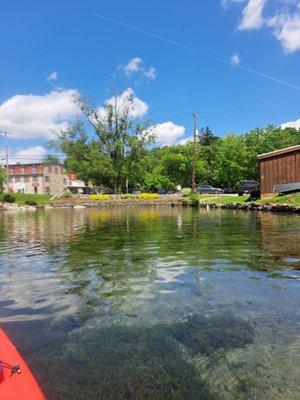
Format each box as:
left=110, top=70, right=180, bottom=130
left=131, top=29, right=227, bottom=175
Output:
left=0, top=207, right=299, bottom=399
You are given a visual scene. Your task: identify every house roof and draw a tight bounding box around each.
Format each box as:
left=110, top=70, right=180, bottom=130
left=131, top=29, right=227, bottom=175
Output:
left=257, top=144, right=300, bottom=160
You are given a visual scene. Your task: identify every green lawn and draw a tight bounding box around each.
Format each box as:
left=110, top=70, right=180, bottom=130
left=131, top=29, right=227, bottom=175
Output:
left=0, top=193, right=51, bottom=205
left=197, top=194, right=249, bottom=204
left=258, top=193, right=300, bottom=206
left=191, top=193, right=300, bottom=206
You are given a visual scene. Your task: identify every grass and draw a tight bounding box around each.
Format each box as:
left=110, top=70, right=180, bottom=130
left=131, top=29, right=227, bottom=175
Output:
left=0, top=192, right=51, bottom=205
left=197, top=194, right=249, bottom=204
left=188, top=193, right=300, bottom=206
left=258, top=192, right=300, bottom=206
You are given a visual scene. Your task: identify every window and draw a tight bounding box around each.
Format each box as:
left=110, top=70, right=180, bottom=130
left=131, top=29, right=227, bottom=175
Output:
left=9, top=168, right=13, bottom=174
left=45, top=176, right=50, bottom=182
left=54, top=167, right=59, bottom=174
left=33, top=176, right=38, bottom=182
left=45, top=187, right=51, bottom=194
left=20, top=168, right=25, bottom=174
left=16, top=177, right=20, bottom=182
left=32, top=166, right=37, bottom=173
left=47, top=166, right=52, bottom=173
left=24, top=176, right=30, bottom=182
left=63, top=178, right=67, bottom=185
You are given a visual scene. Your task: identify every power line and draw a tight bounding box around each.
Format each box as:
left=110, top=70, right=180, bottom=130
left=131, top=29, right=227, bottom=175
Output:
left=93, top=13, right=300, bottom=90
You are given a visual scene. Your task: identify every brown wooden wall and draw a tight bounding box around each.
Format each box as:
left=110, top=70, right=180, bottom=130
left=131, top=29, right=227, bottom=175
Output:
left=259, top=149, right=300, bottom=195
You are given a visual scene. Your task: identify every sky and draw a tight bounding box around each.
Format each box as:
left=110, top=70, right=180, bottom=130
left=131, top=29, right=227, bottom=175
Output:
left=0, top=0, right=300, bottom=163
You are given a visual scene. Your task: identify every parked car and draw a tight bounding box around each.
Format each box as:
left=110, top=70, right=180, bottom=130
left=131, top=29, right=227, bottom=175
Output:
left=132, top=189, right=141, bottom=195
left=237, top=180, right=259, bottom=196
left=196, top=184, right=223, bottom=194
left=157, top=188, right=167, bottom=195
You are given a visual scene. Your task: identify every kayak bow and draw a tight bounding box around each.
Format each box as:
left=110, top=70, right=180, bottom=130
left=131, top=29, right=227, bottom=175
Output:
left=0, top=328, right=46, bottom=400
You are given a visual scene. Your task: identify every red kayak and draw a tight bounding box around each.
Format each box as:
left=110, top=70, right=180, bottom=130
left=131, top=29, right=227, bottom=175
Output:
left=0, top=328, right=46, bottom=399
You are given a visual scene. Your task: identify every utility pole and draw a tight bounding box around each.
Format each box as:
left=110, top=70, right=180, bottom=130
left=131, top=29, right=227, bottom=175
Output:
left=0, top=130, right=13, bottom=177
left=191, top=113, right=198, bottom=193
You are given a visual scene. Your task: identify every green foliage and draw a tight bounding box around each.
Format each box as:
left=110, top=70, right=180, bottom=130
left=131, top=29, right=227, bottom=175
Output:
left=0, top=167, right=6, bottom=192
left=182, top=188, right=192, bottom=197
left=49, top=92, right=155, bottom=194
left=61, top=191, right=73, bottom=199
left=24, top=200, right=38, bottom=206
left=49, top=118, right=300, bottom=194
left=2, top=194, right=15, bottom=203
left=189, top=193, right=199, bottom=207
left=0, top=193, right=51, bottom=205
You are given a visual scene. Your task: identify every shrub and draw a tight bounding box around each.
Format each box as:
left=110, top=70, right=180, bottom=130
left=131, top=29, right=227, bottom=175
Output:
left=2, top=194, right=15, bottom=203
left=181, top=188, right=192, bottom=197
left=189, top=194, right=199, bottom=207
left=25, top=200, right=38, bottom=206
left=89, top=194, right=110, bottom=201
left=137, top=193, right=159, bottom=200
left=61, top=191, right=73, bottom=198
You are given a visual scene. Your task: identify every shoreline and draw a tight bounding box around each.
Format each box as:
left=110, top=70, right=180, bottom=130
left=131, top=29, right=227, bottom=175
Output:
left=1, top=196, right=300, bottom=214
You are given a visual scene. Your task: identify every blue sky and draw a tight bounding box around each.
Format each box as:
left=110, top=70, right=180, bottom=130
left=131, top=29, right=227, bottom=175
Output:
left=0, top=0, right=299, bottom=162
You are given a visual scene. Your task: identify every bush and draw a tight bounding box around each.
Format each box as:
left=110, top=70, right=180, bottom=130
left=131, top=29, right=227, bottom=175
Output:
left=189, top=194, right=199, bottom=207
left=89, top=194, right=110, bottom=201
left=25, top=200, right=38, bottom=206
left=137, top=193, right=159, bottom=200
left=61, top=191, right=73, bottom=198
left=181, top=188, right=192, bottom=197
left=2, top=194, right=15, bottom=203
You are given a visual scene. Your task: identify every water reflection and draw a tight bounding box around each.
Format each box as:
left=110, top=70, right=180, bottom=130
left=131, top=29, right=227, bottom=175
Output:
left=0, top=208, right=299, bottom=399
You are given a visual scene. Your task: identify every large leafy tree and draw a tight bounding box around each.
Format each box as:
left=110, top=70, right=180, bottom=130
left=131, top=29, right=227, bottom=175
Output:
left=244, top=126, right=300, bottom=180
left=50, top=91, right=155, bottom=193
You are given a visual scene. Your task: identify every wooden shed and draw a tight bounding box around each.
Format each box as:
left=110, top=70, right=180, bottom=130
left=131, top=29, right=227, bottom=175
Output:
left=257, top=145, right=300, bottom=196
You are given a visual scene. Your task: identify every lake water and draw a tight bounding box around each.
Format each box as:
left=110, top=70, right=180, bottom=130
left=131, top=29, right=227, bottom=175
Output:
left=0, top=207, right=299, bottom=399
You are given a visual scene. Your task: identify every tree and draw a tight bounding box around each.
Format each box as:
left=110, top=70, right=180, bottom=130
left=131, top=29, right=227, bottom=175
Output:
left=0, top=166, right=6, bottom=192
left=198, top=126, right=219, bottom=146
left=80, top=91, right=156, bottom=193
left=214, top=134, right=248, bottom=187
left=244, top=126, right=300, bottom=180
left=50, top=91, right=155, bottom=193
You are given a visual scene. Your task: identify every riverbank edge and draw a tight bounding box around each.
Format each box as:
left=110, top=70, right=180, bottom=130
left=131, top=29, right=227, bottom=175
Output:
left=1, top=198, right=300, bottom=213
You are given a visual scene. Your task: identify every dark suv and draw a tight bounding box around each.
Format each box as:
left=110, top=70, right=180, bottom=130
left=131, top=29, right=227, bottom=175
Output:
left=237, top=180, right=260, bottom=196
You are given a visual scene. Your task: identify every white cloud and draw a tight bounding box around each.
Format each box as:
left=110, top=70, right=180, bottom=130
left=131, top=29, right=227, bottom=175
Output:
left=221, top=0, right=245, bottom=9
left=230, top=52, right=241, bottom=65
left=145, top=66, right=157, bottom=80
left=9, top=146, right=47, bottom=165
left=281, top=118, right=300, bottom=129
left=177, top=136, right=193, bottom=145
left=238, top=0, right=267, bottom=30
left=122, top=57, right=157, bottom=80
left=150, top=121, right=185, bottom=146
left=0, top=90, right=80, bottom=139
left=97, top=88, right=148, bottom=120
left=268, top=8, right=300, bottom=53
left=47, top=71, right=58, bottom=81
left=224, top=0, right=300, bottom=53
left=123, top=57, right=143, bottom=76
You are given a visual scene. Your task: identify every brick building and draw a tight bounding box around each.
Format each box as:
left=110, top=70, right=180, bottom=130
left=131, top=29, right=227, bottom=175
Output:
left=5, top=163, right=92, bottom=195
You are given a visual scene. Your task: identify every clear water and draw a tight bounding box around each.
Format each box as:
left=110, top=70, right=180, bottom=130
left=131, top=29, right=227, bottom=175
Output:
left=0, top=207, right=299, bottom=400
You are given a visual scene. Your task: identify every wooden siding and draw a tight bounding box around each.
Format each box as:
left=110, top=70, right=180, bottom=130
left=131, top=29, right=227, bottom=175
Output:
left=259, top=149, right=300, bottom=195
